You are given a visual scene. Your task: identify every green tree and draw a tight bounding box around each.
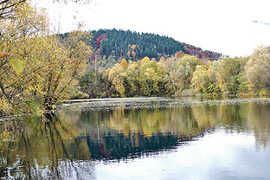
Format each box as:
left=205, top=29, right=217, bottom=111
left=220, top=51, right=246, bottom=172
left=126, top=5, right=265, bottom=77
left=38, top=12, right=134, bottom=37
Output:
left=79, top=69, right=113, bottom=98
left=215, top=58, right=242, bottom=96
left=164, top=55, right=201, bottom=94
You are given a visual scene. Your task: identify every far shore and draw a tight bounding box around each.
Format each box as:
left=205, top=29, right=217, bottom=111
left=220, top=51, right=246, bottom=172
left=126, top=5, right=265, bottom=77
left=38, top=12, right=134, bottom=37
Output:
left=2, top=97, right=270, bottom=121
left=61, top=97, right=270, bottom=111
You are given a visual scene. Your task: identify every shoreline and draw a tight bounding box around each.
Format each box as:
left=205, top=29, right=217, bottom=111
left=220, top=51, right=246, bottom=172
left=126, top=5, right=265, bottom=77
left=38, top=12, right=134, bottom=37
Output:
left=2, top=97, right=270, bottom=120
left=60, top=97, right=270, bottom=112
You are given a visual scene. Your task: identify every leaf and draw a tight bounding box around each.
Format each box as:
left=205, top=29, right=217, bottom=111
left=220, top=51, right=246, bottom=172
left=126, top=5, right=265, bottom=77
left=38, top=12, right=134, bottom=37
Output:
left=0, top=52, right=8, bottom=58
left=9, top=59, right=24, bottom=74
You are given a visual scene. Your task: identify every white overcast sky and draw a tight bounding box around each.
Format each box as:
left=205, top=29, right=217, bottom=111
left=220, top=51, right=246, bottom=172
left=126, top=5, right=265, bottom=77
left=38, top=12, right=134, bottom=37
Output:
left=33, top=0, right=270, bottom=57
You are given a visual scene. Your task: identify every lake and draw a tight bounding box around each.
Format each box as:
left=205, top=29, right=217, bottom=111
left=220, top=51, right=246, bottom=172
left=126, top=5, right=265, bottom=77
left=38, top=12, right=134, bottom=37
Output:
left=1, top=98, right=270, bottom=180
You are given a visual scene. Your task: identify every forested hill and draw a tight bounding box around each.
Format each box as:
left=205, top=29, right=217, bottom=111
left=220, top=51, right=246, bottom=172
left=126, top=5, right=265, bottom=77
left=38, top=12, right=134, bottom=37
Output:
left=60, top=29, right=222, bottom=62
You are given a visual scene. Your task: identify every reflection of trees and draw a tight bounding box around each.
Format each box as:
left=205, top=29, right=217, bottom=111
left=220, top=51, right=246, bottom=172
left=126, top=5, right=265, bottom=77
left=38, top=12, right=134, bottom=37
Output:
left=217, top=103, right=248, bottom=132
left=1, top=101, right=270, bottom=179
left=76, top=107, right=213, bottom=161
left=77, top=132, right=189, bottom=160
left=192, top=103, right=248, bottom=132
left=192, top=105, right=218, bottom=129
left=0, top=116, right=95, bottom=180
left=247, top=103, right=270, bottom=149
left=77, top=102, right=270, bottom=159
left=104, top=107, right=207, bottom=137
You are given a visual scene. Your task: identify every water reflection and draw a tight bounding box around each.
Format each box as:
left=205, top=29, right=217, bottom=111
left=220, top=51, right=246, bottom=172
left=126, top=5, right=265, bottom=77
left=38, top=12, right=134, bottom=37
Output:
left=0, top=116, right=95, bottom=179
left=0, top=101, right=270, bottom=179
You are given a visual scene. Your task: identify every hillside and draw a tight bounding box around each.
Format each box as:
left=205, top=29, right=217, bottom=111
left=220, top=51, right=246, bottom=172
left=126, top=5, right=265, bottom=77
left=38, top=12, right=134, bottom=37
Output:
left=60, top=29, right=222, bottom=66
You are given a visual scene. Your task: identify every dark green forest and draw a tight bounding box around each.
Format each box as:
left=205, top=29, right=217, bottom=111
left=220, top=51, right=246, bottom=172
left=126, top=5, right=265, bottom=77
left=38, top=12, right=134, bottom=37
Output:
left=60, top=29, right=222, bottom=67
left=91, top=29, right=186, bottom=59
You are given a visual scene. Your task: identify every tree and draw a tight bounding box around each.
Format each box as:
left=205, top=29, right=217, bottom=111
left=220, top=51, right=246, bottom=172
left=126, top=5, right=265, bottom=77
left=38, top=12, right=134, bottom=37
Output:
left=107, top=58, right=129, bottom=97
left=0, top=3, right=48, bottom=114
left=32, top=32, right=91, bottom=114
left=79, top=69, right=112, bottom=98
left=125, top=62, right=140, bottom=96
left=138, top=57, right=170, bottom=96
left=191, top=62, right=220, bottom=96
left=215, top=58, right=242, bottom=96
left=0, top=3, right=91, bottom=115
left=0, top=0, right=26, bottom=19
left=246, top=47, right=270, bottom=93
left=163, top=55, right=201, bottom=94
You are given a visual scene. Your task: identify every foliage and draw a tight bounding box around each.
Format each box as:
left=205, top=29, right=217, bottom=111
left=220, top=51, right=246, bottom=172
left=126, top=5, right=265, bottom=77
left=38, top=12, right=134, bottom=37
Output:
left=91, top=29, right=187, bottom=60
left=215, top=58, right=242, bottom=96
left=79, top=69, right=115, bottom=98
left=80, top=56, right=174, bottom=97
left=246, top=47, right=270, bottom=93
left=0, top=3, right=91, bottom=115
left=0, top=3, right=48, bottom=114
left=80, top=48, right=270, bottom=98
left=191, top=62, right=220, bottom=96
left=160, top=55, right=202, bottom=94
left=137, top=57, right=172, bottom=96
left=191, top=56, right=251, bottom=97
left=0, top=0, right=26, bottom=19
left=60, top=29, right=222, bottom=68
left=175, top=55, right=202, bottom=91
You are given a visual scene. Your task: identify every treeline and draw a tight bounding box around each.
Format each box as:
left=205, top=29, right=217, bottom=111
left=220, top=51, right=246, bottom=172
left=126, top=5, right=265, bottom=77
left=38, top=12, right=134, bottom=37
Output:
left=182, top=43, right=222, bottom=59
left=60, top=29, right=222, bottom=68
left=79, top=47, right=270, bottom=98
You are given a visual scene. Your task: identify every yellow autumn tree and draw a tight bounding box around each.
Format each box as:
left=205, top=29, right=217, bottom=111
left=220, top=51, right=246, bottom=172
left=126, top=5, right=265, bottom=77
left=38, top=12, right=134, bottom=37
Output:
left=191, top=62, right=220, bottom=96
left=0, top=3, right=48, bottom=114
left=138, top=57, right=169, bottom=96
left=107, top=58, right=129, bottom=97
left=0, top=3, right=91, bottom=115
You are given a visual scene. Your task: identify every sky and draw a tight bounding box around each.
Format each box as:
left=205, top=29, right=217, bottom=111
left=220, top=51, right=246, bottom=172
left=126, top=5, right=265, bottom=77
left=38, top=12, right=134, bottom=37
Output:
left=34, top=0, right=270, bottom=57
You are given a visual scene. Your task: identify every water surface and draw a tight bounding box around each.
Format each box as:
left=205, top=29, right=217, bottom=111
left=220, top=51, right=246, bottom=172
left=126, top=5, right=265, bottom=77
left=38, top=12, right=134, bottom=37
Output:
left=1, top=98, right=270, bottom=179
